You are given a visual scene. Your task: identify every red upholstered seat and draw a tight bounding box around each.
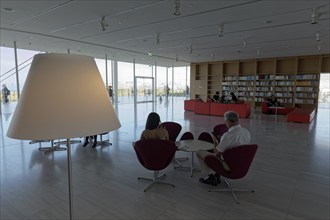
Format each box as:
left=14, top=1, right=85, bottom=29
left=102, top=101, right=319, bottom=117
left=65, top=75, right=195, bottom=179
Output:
left=205, top=144, right=258, bottom=204
left=134, top=139, right=177, bottom=192
left=184, top=99, right=195, bottom=111
left=287, top=108, right=315, bottom=123
left=198, top=132, right=214, bottom=144
left=212, top=123, right=228, bottom=142
left=179, top=131, right=194, bottom=140
left=194, top=101, right=211, bottom=115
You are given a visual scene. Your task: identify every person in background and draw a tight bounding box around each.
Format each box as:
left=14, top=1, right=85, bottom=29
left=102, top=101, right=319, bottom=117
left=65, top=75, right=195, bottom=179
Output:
left=230, top=92, right=238, bottom=103
left=212, top=91, right=220, bottom=102
left=266, top=94, right=280, bottom=107
left=83, top=135, right=98, bottom=148
left=140, top=112, right=169, bottom=140
left=197, top=111, right=251, bottom=186
left=220, top=91, right=227, bottom=103
left=2, top=84, right=10, bottom=103
left=108, top=85, right=114, bottom=102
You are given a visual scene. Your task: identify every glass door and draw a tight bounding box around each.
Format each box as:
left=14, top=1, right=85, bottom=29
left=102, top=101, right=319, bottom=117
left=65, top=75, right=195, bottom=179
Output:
left=134, top=76, right=155, bottom=103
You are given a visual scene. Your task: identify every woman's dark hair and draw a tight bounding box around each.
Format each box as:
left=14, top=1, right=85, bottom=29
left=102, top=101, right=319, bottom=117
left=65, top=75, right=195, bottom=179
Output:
left=145, top=112, right=161, bottom=129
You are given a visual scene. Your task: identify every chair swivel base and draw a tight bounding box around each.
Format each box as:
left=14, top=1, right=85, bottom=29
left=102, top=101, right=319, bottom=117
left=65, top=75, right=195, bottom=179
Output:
left=39, top=140, right=67, bottom=154
left=137, top=173, right=175, bottom=192
left=95, top=133, right=112, bottom=147
left=173, top=156, right=189, bottom=167
left=208, top=179, right=255, bottom=204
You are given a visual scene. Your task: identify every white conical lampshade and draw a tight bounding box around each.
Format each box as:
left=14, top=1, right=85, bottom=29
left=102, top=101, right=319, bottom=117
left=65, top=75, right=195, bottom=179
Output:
left=7, top=53, right=121, bottom=140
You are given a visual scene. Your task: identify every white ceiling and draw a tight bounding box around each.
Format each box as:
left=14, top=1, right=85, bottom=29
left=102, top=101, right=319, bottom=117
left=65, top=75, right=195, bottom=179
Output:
left=0, top=0, right=329, bottom=67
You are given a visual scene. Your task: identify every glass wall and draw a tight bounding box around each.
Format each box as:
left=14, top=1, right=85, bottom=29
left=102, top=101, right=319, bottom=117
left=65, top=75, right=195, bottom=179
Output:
left=0, top=46, right=190, bottom=110
left=118, top=61, right=134, bottom=104
left=0, top=47, right=16, bottom=103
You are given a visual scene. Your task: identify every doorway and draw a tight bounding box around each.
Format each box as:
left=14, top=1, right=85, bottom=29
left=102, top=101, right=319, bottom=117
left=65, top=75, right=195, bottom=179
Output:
left=134, top=76, right=155, bottom=103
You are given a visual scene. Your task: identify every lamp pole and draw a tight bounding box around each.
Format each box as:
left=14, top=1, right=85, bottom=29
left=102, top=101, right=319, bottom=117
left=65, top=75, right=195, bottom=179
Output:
left=66, top=139, right=73, bottom=220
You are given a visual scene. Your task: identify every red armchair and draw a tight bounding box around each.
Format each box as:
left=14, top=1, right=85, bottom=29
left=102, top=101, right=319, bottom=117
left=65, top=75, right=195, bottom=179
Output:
left=134, top=139, right=177, bottom=192
left=205, top=144, right=258, bottom=204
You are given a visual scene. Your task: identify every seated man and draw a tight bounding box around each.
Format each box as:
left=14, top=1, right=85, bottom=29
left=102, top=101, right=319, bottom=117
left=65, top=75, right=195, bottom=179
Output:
left=196, top=111, right=251, bottom=186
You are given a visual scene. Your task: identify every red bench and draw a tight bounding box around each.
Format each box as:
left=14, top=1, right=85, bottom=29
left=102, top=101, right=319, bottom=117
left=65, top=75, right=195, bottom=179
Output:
left=262, top=101, right=294, bottom=115
left=184, top=99, right=195, bottom=111
left=209, top=103, right=251, bottom=118
left=287, top=108, right=315, bottom=123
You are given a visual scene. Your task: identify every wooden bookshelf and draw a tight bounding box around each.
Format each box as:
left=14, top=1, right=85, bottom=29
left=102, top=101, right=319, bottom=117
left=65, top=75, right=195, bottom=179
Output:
left=190, top=54, right=329, bottom=108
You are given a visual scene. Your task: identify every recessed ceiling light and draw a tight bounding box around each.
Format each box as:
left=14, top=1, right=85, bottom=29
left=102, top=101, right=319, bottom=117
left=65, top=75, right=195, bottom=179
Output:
left=2, top=7, right=15, bottom=12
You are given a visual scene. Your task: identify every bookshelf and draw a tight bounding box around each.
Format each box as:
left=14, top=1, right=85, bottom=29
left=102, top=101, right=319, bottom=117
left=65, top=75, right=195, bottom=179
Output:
left=190, top=55, right=329, bottom=108
left=222, top=61, right=239, bottom=97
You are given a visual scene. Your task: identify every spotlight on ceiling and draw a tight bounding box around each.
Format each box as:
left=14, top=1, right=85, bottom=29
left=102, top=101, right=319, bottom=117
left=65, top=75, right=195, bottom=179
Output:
left=173, top=0, right=181, bottom=16
left=100, top=16, right=109, bottom=31
left=311, top=8, right=320, bottom=24
left=189, top=46, right=193, bottom=54
left=218, top=23, right=224, bottom=37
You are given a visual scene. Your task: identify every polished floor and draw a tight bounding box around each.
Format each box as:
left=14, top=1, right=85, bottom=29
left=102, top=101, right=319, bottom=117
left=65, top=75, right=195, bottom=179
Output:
left=1, top=97, right=329, bottom=220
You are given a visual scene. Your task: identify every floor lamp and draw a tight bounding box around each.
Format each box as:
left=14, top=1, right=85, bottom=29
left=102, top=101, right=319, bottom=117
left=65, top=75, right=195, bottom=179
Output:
left=7, top=53, right=121, bottom=220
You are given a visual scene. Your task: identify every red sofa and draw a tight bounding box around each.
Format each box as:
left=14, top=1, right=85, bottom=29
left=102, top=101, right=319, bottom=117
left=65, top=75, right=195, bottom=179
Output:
left=194, top=100, right=212, bottom=115
left=184, top=99, right=195, bottom=111
left=262, top=101, right=294, bottom=115
left=210, top=103, right=251, bottom=118
left=287, top=108, right=315, bottom=123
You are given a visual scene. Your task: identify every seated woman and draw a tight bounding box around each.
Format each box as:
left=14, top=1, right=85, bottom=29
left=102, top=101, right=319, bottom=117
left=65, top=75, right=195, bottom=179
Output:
left=229, top=92, right=239, bottom=103
left=140, top=112, right=169, bottom=140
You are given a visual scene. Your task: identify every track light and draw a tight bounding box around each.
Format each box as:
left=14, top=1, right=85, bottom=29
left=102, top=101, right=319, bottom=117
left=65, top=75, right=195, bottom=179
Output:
left=100, top=16, right=108, bottom=31
left=311, top=8, right=320, bottom=24
left=173, top=0, right=181, bottom=16
left=257, top=48, right=260, bottom=56
left=318, top=45, right=321, bottom=51
left=211, top=53, right=215, bottom=59
left=189, top=46, right=193, bottom=54
left=218, top=23, right=224, bottom=37
left=243, top=40, right=247, bottom=48
left=156, top=34, right=160, bottom=45
left=316, top=32, right=320, bottom=41
left=175, top=54, right=178, bottom=62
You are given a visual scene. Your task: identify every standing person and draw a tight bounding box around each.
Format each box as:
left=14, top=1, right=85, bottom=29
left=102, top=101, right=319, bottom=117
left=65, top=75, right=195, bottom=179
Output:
left=197, top=111, right=251, bottom=186
left=2, top=84, right=10, bottom=103
left=140, top=112, right=169, bottom=140
left=108, top=85, right=114, bottom=102
left=185, top=85, right=190, bottom=97
left=230, top=92, right=238, bottom=103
